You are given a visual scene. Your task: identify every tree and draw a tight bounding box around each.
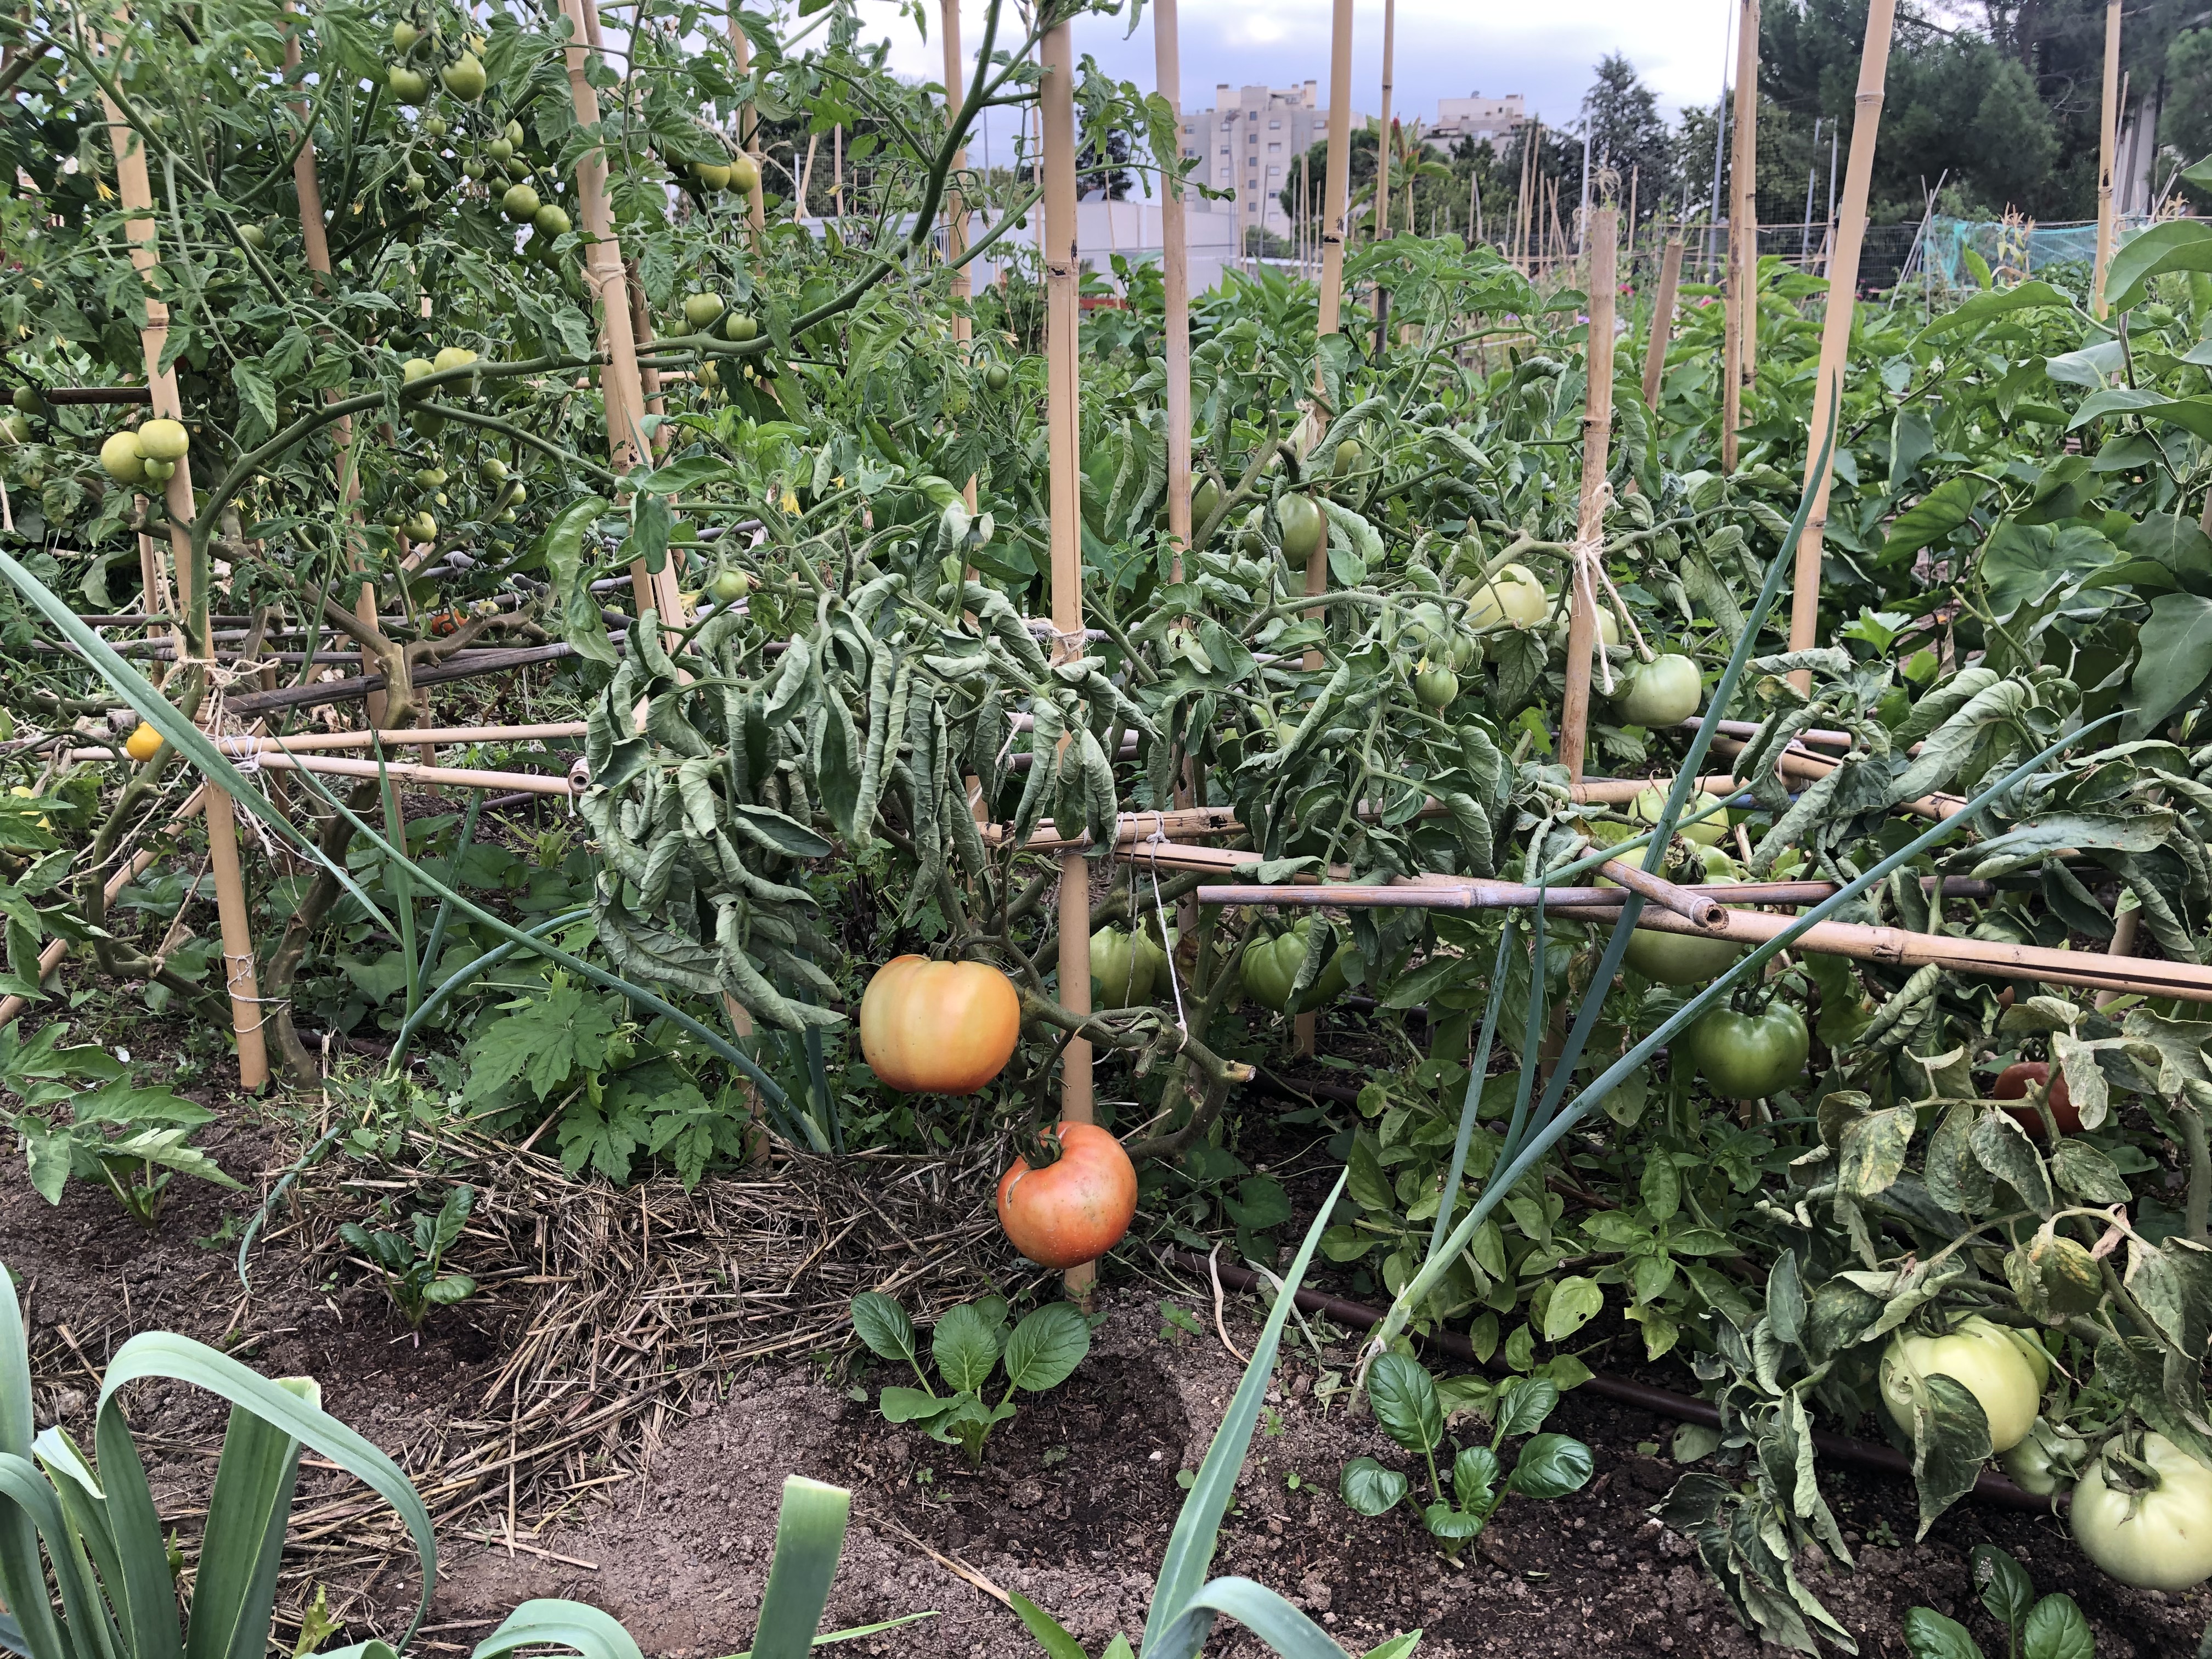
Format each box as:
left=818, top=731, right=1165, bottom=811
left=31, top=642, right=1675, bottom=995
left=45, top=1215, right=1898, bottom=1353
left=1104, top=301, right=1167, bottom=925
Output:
left=1581, top=54, right=1674, bottom=230
left=2163, top=28, right=2212, bottom=208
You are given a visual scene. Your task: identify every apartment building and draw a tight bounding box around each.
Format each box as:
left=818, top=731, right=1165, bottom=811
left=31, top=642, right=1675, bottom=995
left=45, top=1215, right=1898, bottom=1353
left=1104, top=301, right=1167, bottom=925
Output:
left=1178, top=82, right=1361, bottom=240
left=1429, top=92, right=1528, bottom=148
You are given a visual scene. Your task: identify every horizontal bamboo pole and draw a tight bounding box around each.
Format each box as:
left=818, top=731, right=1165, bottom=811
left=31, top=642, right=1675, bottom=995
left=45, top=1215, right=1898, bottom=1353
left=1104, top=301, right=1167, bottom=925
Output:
left=248, top=753, right=580, bottom=797
left=1597, top=859, right=1728, bottom=928
left=1195, top=875, right=2005, bottom=908
left=70, top=723, right=587, bottom=761
left=1194, top=878, right=2212, bottom=1005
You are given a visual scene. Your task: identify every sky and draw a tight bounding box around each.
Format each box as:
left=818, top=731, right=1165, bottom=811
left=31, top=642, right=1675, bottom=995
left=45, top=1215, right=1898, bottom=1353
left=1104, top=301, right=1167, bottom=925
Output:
left=862, top=0, right=1740, bottom=156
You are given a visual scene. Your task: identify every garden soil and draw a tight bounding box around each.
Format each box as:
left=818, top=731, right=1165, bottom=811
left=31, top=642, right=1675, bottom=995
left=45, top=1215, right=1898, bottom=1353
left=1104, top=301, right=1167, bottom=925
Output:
left=2, top=1095, right=2208, bottom=1659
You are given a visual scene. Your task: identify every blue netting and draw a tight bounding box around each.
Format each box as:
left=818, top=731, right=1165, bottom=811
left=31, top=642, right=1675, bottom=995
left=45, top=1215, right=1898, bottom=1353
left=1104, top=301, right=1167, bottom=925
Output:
left=1917, top=215, right=2157, bottom=292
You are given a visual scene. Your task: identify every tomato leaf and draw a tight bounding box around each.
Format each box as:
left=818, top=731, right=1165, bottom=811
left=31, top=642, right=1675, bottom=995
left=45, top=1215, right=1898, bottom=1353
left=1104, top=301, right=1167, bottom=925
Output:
left=1002, top=1302, right=1090, bottom=1394
left=1338, top=1456, right=1407, bottom=1517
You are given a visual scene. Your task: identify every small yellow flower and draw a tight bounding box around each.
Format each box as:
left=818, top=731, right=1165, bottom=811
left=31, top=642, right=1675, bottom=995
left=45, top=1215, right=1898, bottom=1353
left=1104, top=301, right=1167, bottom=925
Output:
left=780, top=490, right=800, bottom=515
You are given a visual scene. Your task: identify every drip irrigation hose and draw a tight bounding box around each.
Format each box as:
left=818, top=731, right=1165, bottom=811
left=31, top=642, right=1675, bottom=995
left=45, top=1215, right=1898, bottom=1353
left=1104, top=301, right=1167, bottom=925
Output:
left=1172, top=1249, right=2052, bottom=1514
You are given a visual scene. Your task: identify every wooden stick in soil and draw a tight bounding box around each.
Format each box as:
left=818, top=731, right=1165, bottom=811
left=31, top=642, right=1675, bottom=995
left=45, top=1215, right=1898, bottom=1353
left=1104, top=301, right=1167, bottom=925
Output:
left=1720, top=0, right=1759, bottom=473
left=1785, top=0, right=1897, bottom=689
left=98, top=28, right=264, bottom=1086
left=1306, top=0, right=1356, bottom=662
left=2092, top=0, right=2122, bottom=319
left=941, top=0, right=976, bottom=524
left=559, top=0, right=685, bottom=631
left=1156, top=0, right=1196, bottom=840
left=726, top=3, right=768, bottom=240
left=1558, top=202, right=1617, bottom=784
left=1374, top=0, right=1395, bottom=244
left=1640, top=238, right=1684, bottom=409
left=1040, top=18, right=1094, bottom=1300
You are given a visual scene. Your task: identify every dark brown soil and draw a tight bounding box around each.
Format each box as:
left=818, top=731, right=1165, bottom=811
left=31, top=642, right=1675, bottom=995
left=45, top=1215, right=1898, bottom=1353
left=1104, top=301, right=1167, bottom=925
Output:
left=2, top=1084, right=2208, bottom=1659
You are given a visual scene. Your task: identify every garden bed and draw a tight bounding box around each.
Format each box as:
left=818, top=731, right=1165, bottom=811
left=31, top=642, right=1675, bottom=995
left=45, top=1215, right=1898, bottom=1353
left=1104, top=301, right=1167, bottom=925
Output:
left=3, top=1079, right=2205, bottom=1659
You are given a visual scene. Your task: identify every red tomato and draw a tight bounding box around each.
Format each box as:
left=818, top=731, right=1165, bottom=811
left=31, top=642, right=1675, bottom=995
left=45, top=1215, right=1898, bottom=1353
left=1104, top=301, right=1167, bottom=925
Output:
left=1994, top=1060, right=2080, bottom=1137
left=996, top=1121, right=1138, bottom=1269
left=859, top=955, right=1020, bottom=1094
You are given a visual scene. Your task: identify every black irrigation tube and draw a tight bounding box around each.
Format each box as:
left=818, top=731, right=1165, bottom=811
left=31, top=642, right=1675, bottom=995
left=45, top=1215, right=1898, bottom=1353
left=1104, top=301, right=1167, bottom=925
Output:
left=1175, top=1250, right=2053, bottom=1514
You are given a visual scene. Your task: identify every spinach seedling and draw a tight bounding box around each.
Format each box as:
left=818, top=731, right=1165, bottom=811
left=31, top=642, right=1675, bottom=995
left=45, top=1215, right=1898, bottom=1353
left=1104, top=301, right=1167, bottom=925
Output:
left=1340, top=1352, right=1593, bottom=1545
left=339, top=1184, right=479, bottom=1328
left=850, top=1290, right=1089, bottom=1465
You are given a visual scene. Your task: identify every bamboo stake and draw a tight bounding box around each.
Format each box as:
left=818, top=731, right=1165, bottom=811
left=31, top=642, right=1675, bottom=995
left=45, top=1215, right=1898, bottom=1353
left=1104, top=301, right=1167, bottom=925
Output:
left=1374, top=0, right=1395, bottom=242
left=560, top=0, right=684, bottom=631
left=95, top=47, right=195, bottom=654
left=1640, top=238, right=1684, bottom=408
left=941, top=0, right=973, bottom=360
left=1156, top=0, right=1192, bottom=586
left=242, top=753, right=577, bottom=795
left=1786, top=0, right=1897, bottom=688
left=726, top=4, right=767, bottom=238
left=1720, top=0, right=1758, bottom=472
left=1041, top=18, right=1094, bottom=1299
left=2092, top=0, right=2122, bottom=318
left=1559, top=203, right=1617, bottom=783
left=98, top=17, right=267, bottom=1081
left=1305, top=0, right=1356, bottom=672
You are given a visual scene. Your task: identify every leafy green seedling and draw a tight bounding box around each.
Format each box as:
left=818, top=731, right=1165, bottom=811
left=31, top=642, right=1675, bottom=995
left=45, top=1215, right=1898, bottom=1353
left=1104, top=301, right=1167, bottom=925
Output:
left=1901, top=1543, right=2094, bottom=1659
left=339, top=1184, right=479, bottom=1329
left=1340, top=1352, right=1593, bottom=1545
left=1158, top=1299, right=1203, bottom=1345
left=849, top=1290, right=1090, bottom=1466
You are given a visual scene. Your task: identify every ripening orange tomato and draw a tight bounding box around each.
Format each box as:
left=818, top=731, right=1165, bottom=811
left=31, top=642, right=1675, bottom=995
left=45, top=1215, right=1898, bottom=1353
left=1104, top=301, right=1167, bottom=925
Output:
left=1995, top=1061, right=2079, bottom=1137
left=996, top=1121, right=1138, bottom=1269
left=859, top=955, right=1020, bottom=1094
left=124, top=721, right=162, bottom=763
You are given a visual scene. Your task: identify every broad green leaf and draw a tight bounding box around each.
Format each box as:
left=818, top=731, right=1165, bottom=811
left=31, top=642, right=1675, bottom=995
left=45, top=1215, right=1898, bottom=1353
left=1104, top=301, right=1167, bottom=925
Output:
left=1541, top=1276, right=1602, bottom=1342
left=2132, top=588, right=2212, bottom=737
left=540, top=496, right=617, bottom=668
left=1970, top=1542, right=2034, bottom=1634
left=1505, top=1434, right=1593, bottom=1499
left=1902, top=1607, right=1985, bottom=1659
left=1968, top=1109, right=2056, bottom=1214
left=930, top=1303, right=1003, bottom=1395
left=1338, top=1457, right=1408, bottom=1517
left=1365, top=1352, right=1443, bottom=1454
left=1493, top=1376, right=1560, bottom=1440
left=877, top=1386, right=950, bottom=1423
left=850, top=1293, right=917, bottom=1364
left=2106, top=218, right=2212, bottom=314
left=1451, top=1444, right=1499, bottom=1511
left=1419, top=1503, right=1482, bottom=1541
left=1880, top=477, right=1984, bottom=565
left=1003, top=1304, right=1090, bottom=1393
left=2020, top=1593, right=2092, bottom=1659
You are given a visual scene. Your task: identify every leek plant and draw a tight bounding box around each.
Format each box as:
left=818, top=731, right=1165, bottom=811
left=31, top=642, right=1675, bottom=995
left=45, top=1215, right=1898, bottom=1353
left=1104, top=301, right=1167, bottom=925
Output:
left=0, top=1251, right=923, bottom=1659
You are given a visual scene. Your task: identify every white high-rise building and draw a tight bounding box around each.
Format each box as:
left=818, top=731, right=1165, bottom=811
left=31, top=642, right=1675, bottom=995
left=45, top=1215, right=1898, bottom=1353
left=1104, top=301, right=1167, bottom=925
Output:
left=1178, top=82, right=1363, bottom=241
left=1429, top=92, right=1528, bottom=148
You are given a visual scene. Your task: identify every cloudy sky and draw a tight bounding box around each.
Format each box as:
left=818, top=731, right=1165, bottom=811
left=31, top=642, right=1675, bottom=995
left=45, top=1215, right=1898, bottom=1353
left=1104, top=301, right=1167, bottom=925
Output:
left=864, top=0, right=1739, bottom=156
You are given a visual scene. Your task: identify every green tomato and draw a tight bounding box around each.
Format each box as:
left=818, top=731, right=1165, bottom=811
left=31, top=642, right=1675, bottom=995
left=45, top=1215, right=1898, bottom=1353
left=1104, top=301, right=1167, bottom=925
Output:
left=1614, top=653, right=1703, bottom=728
left=984, top=362, right=1012, bottom=393
left=487, top=137, right=515, bottom=163
left=501, top=183, right=540, bottom=222
left=2072, top=1431, right=2212, bottom=1591
left=1465, top=562, right=1548, bottom=629
left=478, top=456, right=510, bottom=486
left=533, top=204, right=572, bottom=237
left=1332, top=437, right=1362, bottom=476
left=707, top=568, right=751, bottom=606
left=1632, top=786, right=1728, bottom=848
left=1090, top=927, right=1157, bottom=1009
left=386, top=64, right=429, bottom=104
left=1880, top=1315, right=2041, bottom=1454
left=439, top=51, right=487, bottom=100
left=1277, top=493, right=1325, bottom=562
left=99, top=430, right=146, bottom=485
left=1412, top=663, right=1459, bottom=709
left=1621, top=874, right=1746, bottom=983
left=392, top=19, right=420, bottom=49
left=682, top=292, right=726, bottom=331
left=1239, top=919, right=1350, bottom=1013
left=1190, top=476, right=1219, bottom=527
left=1682, top=1002, right=1807, bottom=1099
left=2000, top=1418, right=2086, bottom=1498
left=723, top=311, right=760, bottom=342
